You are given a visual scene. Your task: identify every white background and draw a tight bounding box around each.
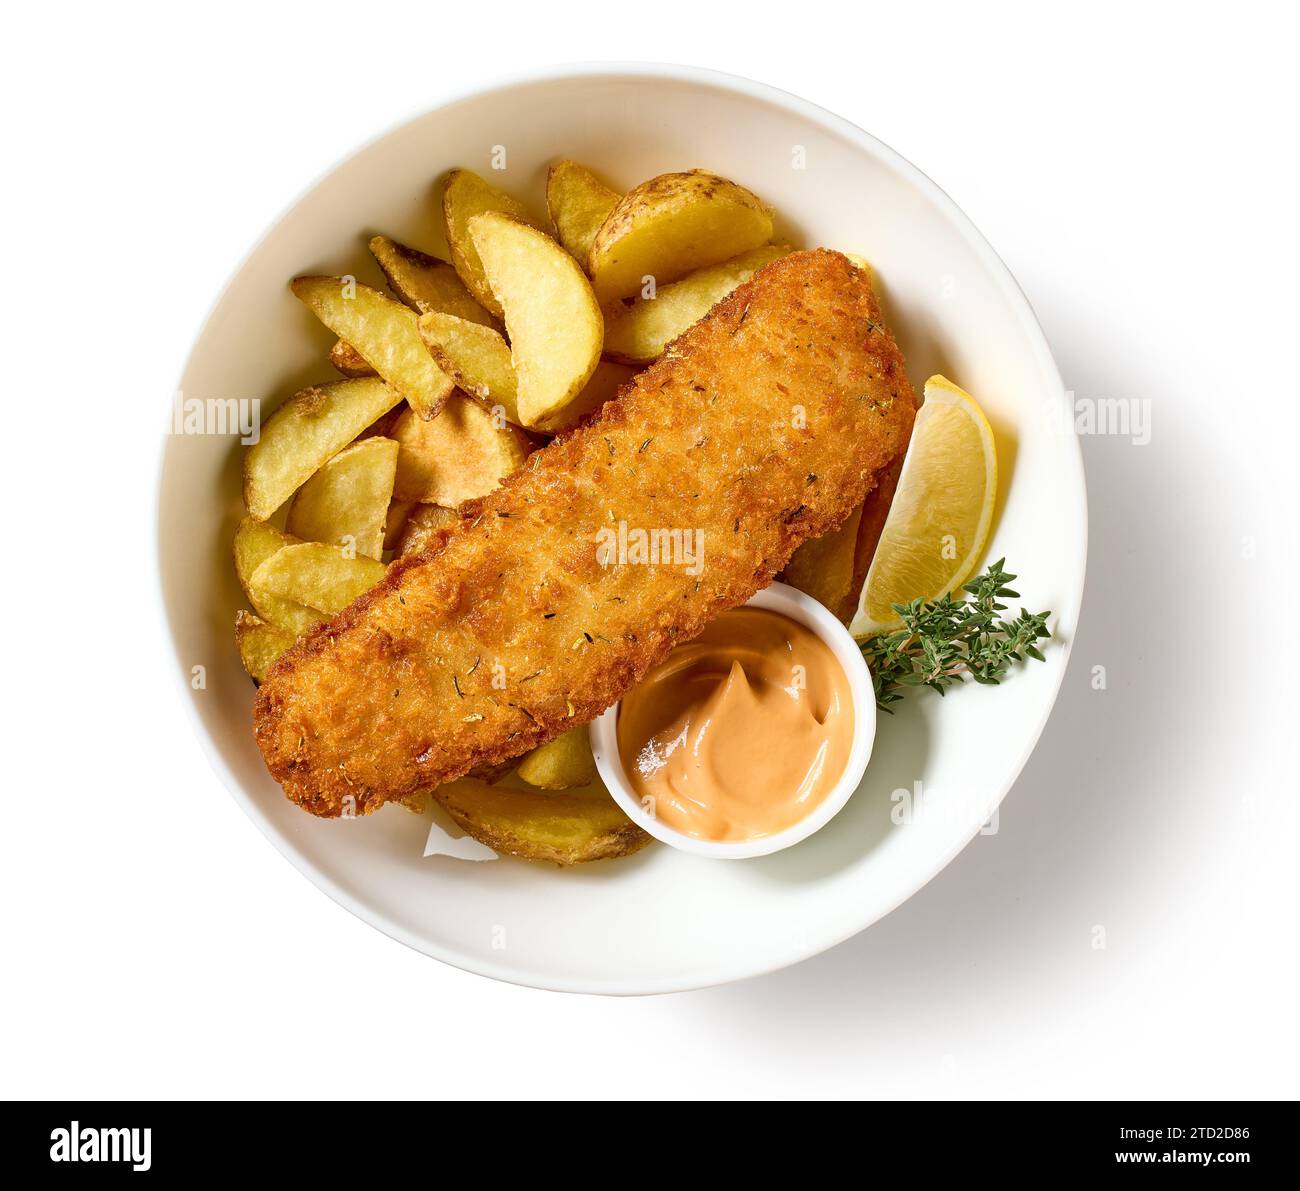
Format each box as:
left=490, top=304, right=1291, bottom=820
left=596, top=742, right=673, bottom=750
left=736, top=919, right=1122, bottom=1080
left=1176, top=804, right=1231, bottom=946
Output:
left=3, top=1, right=1296, bottom=1099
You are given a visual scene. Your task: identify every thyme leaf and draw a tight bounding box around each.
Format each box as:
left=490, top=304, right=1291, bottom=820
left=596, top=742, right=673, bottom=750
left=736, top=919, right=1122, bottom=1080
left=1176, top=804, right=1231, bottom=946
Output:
left=861, top=559, right=1053, bottom=713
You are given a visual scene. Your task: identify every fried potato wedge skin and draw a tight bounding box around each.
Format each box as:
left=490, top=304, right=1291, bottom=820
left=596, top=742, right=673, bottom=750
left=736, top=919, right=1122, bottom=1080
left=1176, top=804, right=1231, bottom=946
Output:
left=442, top=170, right=541, bottom=318
left=850, top=456, right=904, bottom=612
left=781, top=502, right=865, bottom=622
left=602, top=245, right=791, bottom=363
left=470, top=212, right=603, bottom=428
left=235, top=611, right=296, bottom=684
left=431, top=777, right=651, bottom=865
left=383, top=499, right=415, bottom=551
left=546, top=160, right=621, bottom=266
left=587, top=170, right=775, bottom=304
left=417, top=312, right=520, bottom=425
left=390, top=397, right=530, bottom=506
left=329, top=339, right=375, bottom=377
left=243, top=377, right=400, bottom=521
left=369, top=235, right=495, bottom=326
left=233, top=517, right=325, bottom=635
left=396, top=502, right=459, bottom=558
left=516, top=727, right=598, bottom=789
left=250, top=542, right=387, bottom=615
left=285, top=437, right=398, bottom=560
left=291, top=277, right=454, bottom=419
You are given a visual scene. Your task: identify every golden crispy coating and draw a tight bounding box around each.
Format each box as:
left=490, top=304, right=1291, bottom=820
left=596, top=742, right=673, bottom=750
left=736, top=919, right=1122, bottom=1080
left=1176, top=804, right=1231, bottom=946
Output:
left=254, top=250, right=916, bottom=817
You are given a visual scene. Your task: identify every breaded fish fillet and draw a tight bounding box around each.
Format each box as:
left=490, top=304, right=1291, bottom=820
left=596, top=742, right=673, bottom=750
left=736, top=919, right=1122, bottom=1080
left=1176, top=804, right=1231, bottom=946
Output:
left=254, top=250, right=916, bottom=817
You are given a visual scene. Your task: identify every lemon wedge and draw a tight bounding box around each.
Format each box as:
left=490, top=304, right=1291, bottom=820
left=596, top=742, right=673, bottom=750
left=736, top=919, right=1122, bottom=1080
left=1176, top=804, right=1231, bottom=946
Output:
left=850, top=375, right=998, bottom=639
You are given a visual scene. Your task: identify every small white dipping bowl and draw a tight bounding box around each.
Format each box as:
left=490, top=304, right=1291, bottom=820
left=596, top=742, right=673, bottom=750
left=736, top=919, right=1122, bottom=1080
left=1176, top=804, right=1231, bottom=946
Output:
left=589, top=581, right=877, bottom=860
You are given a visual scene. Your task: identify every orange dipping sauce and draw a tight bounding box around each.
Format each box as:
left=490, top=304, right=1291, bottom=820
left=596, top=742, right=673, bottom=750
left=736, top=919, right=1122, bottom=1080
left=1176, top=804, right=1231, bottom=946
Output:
left=616, top=608, right=854, bottom=841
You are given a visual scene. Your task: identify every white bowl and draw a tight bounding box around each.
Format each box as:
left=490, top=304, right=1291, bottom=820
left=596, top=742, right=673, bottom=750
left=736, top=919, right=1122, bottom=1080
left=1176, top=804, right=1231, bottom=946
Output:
left=590, top=582, right=877, bottom=859
left=158, top=63, right=1086, bottom=995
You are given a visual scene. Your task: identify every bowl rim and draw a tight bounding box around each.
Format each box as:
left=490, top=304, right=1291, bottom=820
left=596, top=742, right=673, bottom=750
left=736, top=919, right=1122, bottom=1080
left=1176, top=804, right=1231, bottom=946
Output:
left=589, top=581, right=877, bottom=858
left=155, top=60, right=1087, bottom=996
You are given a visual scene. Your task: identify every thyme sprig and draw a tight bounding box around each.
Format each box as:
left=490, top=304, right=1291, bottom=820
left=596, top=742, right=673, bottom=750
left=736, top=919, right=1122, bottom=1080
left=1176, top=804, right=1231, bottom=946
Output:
left=862, top=560, right=1053, bottom=713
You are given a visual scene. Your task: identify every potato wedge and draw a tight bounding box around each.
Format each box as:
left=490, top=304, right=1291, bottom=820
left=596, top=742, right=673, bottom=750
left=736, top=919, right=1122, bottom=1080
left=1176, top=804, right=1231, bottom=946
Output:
left=602, top=245, right=791, bottom=363
left=232, top=517, right=324, bottom=635
left=356, top=407, right=402, bottom=440
left=535, top=359, right=637, bottom=432
left=781, top=503, right=865, bottom=621
left=469, top=212, right=603, bottom=428
left=234, top=610, right=296, bottom=684
left=588, top=170, right=775, bottom=304
left=417, top=312, right=520, bottom=424
left=383, top=499, right=414, bottom=551
left=849, top=456, right=904, bottom=616
left=843, top=252, right=877, bottom=289
left=369, top=235, right=495, bottom=326
left=397, top=502, right=459, bottom=557
left=243, top=377, right=401, bottom=521
left=431, top=777, right=650, bottom=865
left=250, top=542, right=387, bottom=615
left=516, top=727, right=598, bottom=789
left=391, top=397, right=530, bottom=506
left=328, top=339, right=374, bottom=377
left=787, top=450, right=902, bottom=624
left=291, top=276, right=454, bottom=419
left=442, top=170, right=541, bottom=318
left=285, top=437, right=398, bottom=560
left=546, top=159, right=620, bottom=266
